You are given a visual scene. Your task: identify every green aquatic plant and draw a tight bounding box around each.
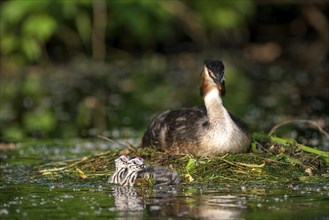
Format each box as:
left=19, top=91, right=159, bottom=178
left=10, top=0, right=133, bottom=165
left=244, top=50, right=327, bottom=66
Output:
left=35, top=133, right=329, bottom=186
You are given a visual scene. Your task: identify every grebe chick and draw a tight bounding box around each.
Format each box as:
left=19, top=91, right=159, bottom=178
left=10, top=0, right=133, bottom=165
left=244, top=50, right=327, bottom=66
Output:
left=138, top=166, right=182, bottom=185
left=108, top=155, right=130, bottom=184
left=142, top=60, right=251, bottom=156
left=120, top=157, right=144, bottom=187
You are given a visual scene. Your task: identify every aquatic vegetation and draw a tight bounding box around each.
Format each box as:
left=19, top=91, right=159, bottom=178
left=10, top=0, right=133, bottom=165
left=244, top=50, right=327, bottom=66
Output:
left=35, top=133, right=329, bottom=186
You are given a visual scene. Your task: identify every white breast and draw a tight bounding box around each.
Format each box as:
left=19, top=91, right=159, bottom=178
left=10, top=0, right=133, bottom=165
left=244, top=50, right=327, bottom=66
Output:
left=200, top=90, right=249, bottom=155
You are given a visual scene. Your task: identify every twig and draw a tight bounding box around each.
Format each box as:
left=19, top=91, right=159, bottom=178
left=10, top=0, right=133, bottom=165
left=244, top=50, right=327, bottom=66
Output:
left=39, top=156, right=89, bottom=173
left=215, top=156, right=264, bottom=169
left=251, top=141, right=273, bottom=155
left=268, top=119, right=329, bottom=139
left=97, top=134, right=138, bottom=152
left=96, top=135, right=127, bottom=148
left=37, top=157, right=82, bottom=169
left=125, top=140, right=137, bottom=152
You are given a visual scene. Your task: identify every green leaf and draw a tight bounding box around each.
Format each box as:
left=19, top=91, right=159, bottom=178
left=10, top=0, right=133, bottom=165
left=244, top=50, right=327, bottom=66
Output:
left=3, top=127, right=25, bottom=140
left=22, top=73, right=42, bottom=96
left=21, top=38, right=41, bottom=61
left=22, top=14, right=58, bottom=41
left=0, top=34, right=17, bottom=54
left=186, top=157, right=197, bottom=172
left=0, top=0, right=48, bottom=24
left=213, top=8, right=240, bottom=28
left=75, top=12, right=91, bottom=45
left=23, top=110, right=56, bottom=133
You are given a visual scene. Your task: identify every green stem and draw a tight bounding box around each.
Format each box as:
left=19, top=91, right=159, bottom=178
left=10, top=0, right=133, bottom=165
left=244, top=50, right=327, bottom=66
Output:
left=252, top=133, right=329, bottom=163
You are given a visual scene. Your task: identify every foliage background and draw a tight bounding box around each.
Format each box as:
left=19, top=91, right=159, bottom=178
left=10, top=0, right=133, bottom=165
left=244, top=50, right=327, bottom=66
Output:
left=0, top=0, right=328, bottom=150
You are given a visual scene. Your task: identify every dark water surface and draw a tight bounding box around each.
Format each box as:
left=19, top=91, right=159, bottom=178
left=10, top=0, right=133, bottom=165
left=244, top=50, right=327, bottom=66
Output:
left=1, top=140, right=328, bottom=219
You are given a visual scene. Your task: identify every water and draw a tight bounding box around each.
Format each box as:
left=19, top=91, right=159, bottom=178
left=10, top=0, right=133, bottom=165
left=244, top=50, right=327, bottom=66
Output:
left=1, top=140, right=329, bottom=219
left=1, top=182, right=329, bottom=219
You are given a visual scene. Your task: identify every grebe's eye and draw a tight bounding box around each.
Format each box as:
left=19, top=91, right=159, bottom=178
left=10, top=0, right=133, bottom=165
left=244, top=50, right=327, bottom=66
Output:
left=131, top=157, right=144, bottom=166
left=120, top=154, right=130, bottom=161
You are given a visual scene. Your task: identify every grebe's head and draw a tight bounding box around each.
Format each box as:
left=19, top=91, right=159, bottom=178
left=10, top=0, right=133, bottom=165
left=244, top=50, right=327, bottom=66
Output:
left=200, top=60, right=226, bottom=97
left=202, top=60, right=225, bottom=96
left=128, top=156, right=145, bottom=170
left=114, top=154, right=130, bottom=168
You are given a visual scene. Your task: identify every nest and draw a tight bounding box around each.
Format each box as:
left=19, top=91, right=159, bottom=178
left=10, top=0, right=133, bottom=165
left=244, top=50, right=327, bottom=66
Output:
left=34, top=133, right=329, bottom=187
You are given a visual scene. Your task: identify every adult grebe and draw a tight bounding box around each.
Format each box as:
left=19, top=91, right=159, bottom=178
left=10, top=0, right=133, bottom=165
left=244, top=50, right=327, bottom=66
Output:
left=142, top=59, right=251, bottom=156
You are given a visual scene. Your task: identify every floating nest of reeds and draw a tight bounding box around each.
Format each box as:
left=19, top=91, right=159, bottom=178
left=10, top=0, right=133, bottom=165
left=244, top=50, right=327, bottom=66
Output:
left=35, top=133, right=329, bottom=186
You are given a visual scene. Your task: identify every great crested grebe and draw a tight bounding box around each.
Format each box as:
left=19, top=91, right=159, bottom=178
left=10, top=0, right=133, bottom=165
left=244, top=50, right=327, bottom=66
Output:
left=142, top=59, right=251, bottom=156
left=108, top=155, right=182, bottom=186
left=139, top=166, right=182, bottom=185
left=108, top=154, right=130, bottom=184
left=120, top=157, right=144, bottom=187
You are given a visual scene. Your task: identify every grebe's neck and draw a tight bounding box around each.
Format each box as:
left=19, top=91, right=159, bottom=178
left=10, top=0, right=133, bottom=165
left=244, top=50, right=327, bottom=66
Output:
left=204, top=88, right=226, bottom=123
left=204, top=88, right=222, bottom=104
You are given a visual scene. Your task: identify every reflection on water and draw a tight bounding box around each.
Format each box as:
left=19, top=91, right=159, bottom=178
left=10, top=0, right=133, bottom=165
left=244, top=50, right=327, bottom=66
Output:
left=199, top=195, right=245, bottom=219
left=109, top=185, right=244, bottom=219
left=145, top=188, right=245, bottom=219
left=109, top=186, right=144, bottom=219
left=111, top=186, right=144, bottom=211
left=107, top=184, right=329, bottom=220
left=1, top=180, right=329, bottom=219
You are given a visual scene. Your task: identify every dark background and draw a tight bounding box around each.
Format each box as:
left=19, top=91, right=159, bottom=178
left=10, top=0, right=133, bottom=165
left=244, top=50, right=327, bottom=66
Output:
left=0, top=0, right=328, bottom=150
